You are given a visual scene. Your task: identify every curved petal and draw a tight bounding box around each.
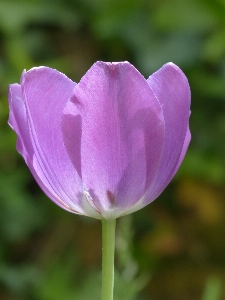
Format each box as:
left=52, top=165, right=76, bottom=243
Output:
left=172, top=127, right=191, bottom=178
left=62, top=61, right=165, bottom=218
left=8, top=84, right=31, bottom=160
left=145, top=62, right=191, bottom=203
left=8, top=84, right=77, bottom=213
left=21, top=67, right=100, bottom=218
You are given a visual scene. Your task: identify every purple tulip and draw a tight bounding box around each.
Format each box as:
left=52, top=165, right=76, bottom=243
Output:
left=8, top=61, right=191, bottom=219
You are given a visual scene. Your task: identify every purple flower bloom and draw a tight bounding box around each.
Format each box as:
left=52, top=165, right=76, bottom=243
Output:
left=8, top=61, right=191, bottom=219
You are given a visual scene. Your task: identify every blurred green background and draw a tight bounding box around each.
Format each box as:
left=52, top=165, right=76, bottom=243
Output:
left=1, top=0, right=225, bottom=299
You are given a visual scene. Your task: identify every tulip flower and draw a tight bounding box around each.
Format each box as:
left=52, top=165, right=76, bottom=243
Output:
left=8, top=61, right=191, bottom=300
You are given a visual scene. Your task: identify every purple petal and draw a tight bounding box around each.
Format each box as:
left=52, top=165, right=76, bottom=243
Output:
left=145, top=62, right=191, bottom=202
left=62, top=61, right=165, bottom=218
left=172, top=127, right=191, bottom=177
left=8, top=84, right=75, bottom=213
left=8, top=84, right=31, bottom=160
left=20, top=67, right=100, bottom=218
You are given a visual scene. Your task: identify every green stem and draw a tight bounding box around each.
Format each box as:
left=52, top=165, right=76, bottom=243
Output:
left=101, top=218, right=116, bottom=300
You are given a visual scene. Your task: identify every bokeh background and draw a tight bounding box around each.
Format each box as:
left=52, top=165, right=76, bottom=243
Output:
left=1, top=0, right=225, bottom=299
